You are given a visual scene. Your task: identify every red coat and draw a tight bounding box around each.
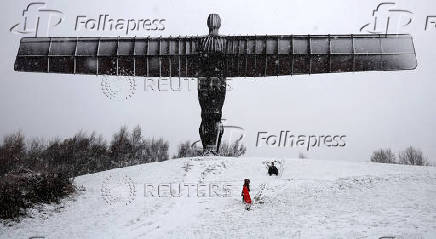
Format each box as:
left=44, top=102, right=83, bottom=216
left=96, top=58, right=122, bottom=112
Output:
left=242, top=185, right=252, bottom=204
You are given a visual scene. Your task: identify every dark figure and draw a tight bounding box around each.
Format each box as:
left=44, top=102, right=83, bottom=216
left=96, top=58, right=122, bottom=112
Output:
left=268, top=162, right=279, bottom=176
left=241, top=179, right=252, bottom=210
left=198, top=14, right=227, bottom=154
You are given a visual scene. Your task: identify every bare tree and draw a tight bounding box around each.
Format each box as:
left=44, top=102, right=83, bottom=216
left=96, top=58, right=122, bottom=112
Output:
left=173, top=141, right=201, bottom=158
left=370, top=148, right=396, bottom=164
left=219, top=141, right=246, bottom=157
left=0, top=131, right=26, bottom=175
left=130, top=125, right=144, bottom=162
left=110, top=126, right=133, bottom=166
left=398, top=146, right=429, bottom=166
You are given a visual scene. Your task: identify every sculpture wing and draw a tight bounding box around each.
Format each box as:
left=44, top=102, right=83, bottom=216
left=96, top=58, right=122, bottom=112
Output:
left=14, top=37, right=202, bottom=77
left=223, top=34, right=417, bottom=77
left=14, top=34, right=417, bottom=77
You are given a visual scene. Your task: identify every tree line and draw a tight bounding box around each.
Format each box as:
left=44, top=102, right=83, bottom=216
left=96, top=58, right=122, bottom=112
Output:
left=0, top=126, right=170, bottom=178
left=370, top=146, right=431, bottom=166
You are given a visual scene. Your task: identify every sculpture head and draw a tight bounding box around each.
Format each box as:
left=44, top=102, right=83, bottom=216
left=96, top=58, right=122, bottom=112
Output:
left=207, top=14, right=221, bottom=35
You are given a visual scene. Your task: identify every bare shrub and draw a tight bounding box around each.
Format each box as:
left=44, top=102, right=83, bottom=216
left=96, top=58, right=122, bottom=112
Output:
left=108, top=126, right=169, bottom=166
left=0, top=132, right=26, bottom=175
left=0, top=171, right=74, bottom=220
left=398, top=146, right=429, bottom=166
left=110, top=126, right=133, bottom=166
left=219, top=141, right=247, bottom=157
left=173, top=140, right=247, bottom=158
left=370, top=148, right=396, bottom=164
left=173, top=141, right=202, bottom=158
left=142, top=138, right=169, bottom=163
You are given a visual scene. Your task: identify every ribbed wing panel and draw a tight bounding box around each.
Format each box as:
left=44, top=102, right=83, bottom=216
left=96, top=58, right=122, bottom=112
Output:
left=14, top=37, right=202, bottom=77
left=223, top=34, right=417, bottom=77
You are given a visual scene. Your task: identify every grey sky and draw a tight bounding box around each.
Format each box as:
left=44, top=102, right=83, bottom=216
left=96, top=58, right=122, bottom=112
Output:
left=1, top=0, right=435, bottom=162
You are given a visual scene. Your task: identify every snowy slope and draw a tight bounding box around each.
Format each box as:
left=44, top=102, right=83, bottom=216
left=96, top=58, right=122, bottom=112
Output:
left=1, top=157, right=436, bottom=239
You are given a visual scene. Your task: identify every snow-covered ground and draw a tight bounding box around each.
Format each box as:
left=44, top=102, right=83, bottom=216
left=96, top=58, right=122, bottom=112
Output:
left=1, top=157, right=436, bottom=239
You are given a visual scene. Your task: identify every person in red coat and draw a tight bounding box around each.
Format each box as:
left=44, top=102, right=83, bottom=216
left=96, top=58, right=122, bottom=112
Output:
left=241, top=179, right=252, bottom=210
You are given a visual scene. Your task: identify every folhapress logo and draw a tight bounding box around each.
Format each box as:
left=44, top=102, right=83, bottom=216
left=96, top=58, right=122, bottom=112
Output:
left=10, top=2, right=167, bottom=37
left=256, top=131, right=347, bottom=151
left=359, top=2, right=436, bottom=33
left=9, top=2, right=64, bottom=37
left=74, top=15, right=166, bottom=35
left=360, top=2, right=413, bottom=34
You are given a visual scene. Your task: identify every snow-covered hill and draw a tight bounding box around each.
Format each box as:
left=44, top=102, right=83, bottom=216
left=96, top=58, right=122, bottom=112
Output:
left=1, top=157, right=436, bottom=239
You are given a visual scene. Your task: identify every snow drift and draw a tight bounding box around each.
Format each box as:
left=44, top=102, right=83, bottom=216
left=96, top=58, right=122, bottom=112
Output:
left=1, top=157, right=436, bottom=239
